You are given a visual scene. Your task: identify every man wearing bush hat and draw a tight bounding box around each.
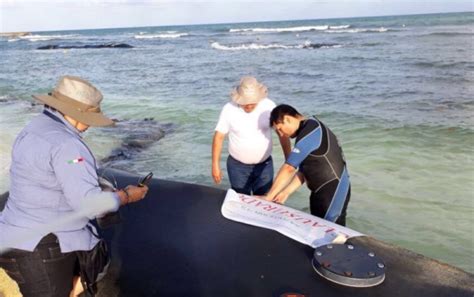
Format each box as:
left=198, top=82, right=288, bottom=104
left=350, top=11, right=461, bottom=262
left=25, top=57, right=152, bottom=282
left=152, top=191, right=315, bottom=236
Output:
left=212, top=76, right=291, bottom=195
left=0, top=76, right=148, bottom=296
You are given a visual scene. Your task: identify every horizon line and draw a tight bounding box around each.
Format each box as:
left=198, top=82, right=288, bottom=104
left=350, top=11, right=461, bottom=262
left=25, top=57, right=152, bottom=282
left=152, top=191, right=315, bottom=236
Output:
left=1, top=10, right=471, bottom=34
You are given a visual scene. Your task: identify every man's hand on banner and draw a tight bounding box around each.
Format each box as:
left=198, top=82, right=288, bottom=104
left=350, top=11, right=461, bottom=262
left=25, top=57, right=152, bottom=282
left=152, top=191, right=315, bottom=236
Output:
left=274, top=191, right=290, bottom=204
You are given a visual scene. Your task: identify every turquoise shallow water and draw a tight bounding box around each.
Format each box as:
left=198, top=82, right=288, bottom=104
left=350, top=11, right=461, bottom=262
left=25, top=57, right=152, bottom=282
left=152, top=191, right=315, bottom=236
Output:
left=0, top=12, right=473, bottom=272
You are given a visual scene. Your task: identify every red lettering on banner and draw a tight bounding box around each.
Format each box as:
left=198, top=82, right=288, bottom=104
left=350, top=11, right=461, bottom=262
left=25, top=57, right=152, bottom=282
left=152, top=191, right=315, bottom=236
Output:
left=236, top=194, right=353, bottom=237
left=312, top=222, right=328, bottom=228
left=263, top=205, right=278, bottom=211
left=240, top=196, right=257, bottom=204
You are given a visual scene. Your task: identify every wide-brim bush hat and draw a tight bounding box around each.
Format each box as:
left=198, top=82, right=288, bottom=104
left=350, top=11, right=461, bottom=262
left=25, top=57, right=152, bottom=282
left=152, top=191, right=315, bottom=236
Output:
left=33, top=75, right=114, bottom=127
left=231, top=76, right=268, bottom=105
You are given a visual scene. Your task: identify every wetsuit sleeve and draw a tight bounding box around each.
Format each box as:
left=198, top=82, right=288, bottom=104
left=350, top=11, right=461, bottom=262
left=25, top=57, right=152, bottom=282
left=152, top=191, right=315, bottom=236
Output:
left=52, top=139, right=120, bottom=218
left=286, top=121, right=322, bottom=168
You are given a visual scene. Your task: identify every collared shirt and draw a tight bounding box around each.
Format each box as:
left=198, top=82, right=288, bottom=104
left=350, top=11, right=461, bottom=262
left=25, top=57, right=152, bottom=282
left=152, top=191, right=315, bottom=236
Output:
left=0, top=108, right=120, bottom=252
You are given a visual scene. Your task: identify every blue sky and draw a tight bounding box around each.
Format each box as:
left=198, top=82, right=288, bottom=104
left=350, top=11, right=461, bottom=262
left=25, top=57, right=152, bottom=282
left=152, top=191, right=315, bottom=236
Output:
left=0, top=0, right=472, bottom=32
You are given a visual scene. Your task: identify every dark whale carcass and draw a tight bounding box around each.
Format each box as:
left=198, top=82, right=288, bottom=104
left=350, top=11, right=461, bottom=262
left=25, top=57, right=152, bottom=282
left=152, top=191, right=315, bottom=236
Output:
left=90, top=169, right=473, bottom=297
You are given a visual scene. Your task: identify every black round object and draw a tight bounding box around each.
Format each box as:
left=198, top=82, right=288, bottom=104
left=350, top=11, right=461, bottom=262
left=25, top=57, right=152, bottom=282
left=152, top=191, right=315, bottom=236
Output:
left=312, top=243, right=386, bottom=287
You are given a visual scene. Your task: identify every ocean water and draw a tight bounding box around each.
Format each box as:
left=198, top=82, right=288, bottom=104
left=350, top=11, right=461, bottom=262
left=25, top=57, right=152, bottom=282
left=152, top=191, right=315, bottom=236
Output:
left=0, top=12, right=473, bottom=273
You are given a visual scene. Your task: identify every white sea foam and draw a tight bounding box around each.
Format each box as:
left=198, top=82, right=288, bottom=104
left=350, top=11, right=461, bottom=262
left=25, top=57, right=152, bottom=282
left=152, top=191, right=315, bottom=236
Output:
left=326, top=27, right=389, bottom=33
left=228, top=25, right=389, bottom=34
left=329, top=25, right=351, bottom=29
left=211, top=42, right=291, bottom=50
left=229, top=25, right=331, bottom=33
left=211, top=41, right=341, bottom=51
left=14, top=34, right=79, bottom=42
left=134, top=32, right=188, bottom=39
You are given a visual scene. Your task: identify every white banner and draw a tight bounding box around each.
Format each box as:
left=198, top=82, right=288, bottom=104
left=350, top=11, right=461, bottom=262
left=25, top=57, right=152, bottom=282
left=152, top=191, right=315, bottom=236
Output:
left=221, top=189, right=364, bottom=248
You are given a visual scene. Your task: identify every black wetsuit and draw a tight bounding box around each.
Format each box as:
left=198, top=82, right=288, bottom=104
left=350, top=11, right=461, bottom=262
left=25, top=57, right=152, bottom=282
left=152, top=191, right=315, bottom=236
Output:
left=286, top=117, right=351, bottom=226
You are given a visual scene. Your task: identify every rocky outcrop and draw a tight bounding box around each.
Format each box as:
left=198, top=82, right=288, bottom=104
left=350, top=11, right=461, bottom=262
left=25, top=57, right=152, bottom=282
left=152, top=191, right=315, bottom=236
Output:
left=37, top=43, right=134, bottom=50
left=100, top=118, right=174, bottom=166
left=302, top=42, right=339, bottom=49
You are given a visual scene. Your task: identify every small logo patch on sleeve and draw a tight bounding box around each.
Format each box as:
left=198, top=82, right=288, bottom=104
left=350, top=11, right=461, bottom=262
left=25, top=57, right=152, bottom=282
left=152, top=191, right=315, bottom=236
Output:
left=67, top=157, right=84, bottom=164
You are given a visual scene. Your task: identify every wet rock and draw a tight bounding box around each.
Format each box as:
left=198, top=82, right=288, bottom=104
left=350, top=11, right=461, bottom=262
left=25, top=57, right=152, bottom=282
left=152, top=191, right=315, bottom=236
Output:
left=100, top=118, right=174, bottom=166
left=37, top=43, right=134, bottom=50
left=302, top=43, right=339, bottom=49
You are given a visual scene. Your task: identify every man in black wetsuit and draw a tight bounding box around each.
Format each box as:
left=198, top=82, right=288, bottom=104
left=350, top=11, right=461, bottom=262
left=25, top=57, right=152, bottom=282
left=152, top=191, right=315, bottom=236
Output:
left=265, top=104, right=350, bottom=226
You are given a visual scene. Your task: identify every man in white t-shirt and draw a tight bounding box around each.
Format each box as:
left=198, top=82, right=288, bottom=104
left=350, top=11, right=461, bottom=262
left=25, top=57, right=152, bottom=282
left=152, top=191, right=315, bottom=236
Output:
left=212, top=76, right=291, bottom=195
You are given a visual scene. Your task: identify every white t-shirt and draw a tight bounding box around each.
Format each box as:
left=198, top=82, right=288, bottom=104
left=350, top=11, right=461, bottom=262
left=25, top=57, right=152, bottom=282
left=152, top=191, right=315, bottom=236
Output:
left=215, top=98, right=276, bottom=164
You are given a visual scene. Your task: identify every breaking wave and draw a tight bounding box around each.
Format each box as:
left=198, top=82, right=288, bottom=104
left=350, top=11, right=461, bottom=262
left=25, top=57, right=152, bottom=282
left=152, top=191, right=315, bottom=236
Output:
left=326, top=27, right=390, bottom=33
left=6, top=34, right=79, bottom=42
left=228, top=25, right=391, bottom=34
left=229, top=25, right=349, bottom=33
left=134, top=32, right=189, bottom=39
left=211, top=41, right=341, bottom=51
